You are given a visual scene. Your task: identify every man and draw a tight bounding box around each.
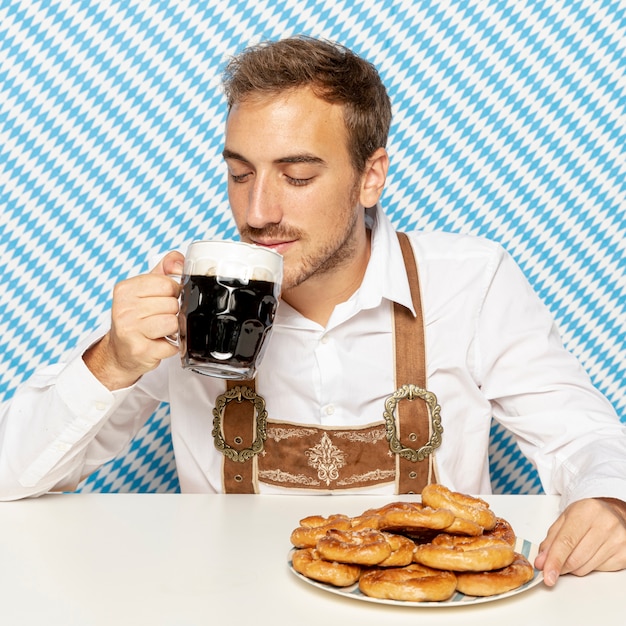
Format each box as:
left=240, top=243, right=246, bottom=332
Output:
left=1, top=36, right=625, bottom=587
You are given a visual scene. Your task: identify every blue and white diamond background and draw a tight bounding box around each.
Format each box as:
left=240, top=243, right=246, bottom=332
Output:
left=0, top=0, right=624, bottom=494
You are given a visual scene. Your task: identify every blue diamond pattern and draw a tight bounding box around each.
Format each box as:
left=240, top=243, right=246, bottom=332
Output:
left=1, top=0, right=623, bottom=495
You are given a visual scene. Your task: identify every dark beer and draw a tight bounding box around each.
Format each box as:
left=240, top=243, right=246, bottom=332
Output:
left=179, top=274, right=279, bottom=375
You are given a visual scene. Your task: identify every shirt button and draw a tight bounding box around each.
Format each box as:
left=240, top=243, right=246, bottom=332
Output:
left=324, top=405, right=335, bottom=416
left=95, top=402, right=107, bottom=411
left=320, top=334, right=330, bottom=344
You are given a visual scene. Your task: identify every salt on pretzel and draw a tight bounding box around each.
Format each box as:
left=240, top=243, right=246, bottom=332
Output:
left=290, top=514, right=352, bottom=548
left=291, top=548, right=361, bottom=587
left=348, top=513, right=382, bottom=531
left=455, top=552, right=535, bottom=596
left=421, top=484, right=497, bottom=531
left=316, top=528, right=392, bottom=565
left=413, top=534, right=515, bottom=572
left=359, top=563, right=458, bottom=602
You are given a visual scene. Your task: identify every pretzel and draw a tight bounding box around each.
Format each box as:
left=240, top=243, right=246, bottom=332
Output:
left=413, top=534, right=515, bottom=572
left=369, top=501, right=456, bottom=533
left=291, top=548, right=361, bottom=587
left=441, top=516, right=484, bottom=536
left=290, top=514, right=352, bottom=548
left=348, top=513, right=382, bottom=531
left=421, top=484, right=497, bottom=531
left=483, top=517, right=516, bottom=546
left=316, top=528, right=392, bottom=565
left=455, top=552, right=535, bottom=596
left=359, top=563, right=457, bottom=602
left=377, top=532, right=416, bottom=567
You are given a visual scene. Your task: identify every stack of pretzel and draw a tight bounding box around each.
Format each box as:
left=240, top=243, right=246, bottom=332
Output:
left=289, top=484, right=535, bottom=602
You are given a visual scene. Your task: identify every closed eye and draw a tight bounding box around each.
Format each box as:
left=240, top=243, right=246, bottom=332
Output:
left=285, top=175, right=314, bottom=186
left=229, top=171, right=251, bottom=183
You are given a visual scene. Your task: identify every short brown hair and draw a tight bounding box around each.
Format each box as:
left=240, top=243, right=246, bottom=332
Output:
left=222, top=36, right=392, bottom=173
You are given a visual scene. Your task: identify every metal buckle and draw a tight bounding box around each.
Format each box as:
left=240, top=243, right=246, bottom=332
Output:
left=212, top=385, right=268, bottom=462
left=383, top=384, right=443, bottom=461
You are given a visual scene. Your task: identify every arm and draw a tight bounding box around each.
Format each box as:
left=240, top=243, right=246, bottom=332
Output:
left=0, top=251, right=184, bottom=500
left=475, top=247, right=626, bottom=581
left=0, top=356, right=163, bottom=500
left=83, top=251, right=184, bottom=390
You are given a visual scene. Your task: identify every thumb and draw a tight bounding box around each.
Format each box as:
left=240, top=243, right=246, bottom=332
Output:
left=151, top=251, right=184, bottom=276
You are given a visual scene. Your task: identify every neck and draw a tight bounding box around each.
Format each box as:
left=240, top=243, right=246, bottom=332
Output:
left=281, top=229, right=371, bottom=327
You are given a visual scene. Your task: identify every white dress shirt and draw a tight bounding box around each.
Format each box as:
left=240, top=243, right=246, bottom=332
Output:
left=1, top=205, right=625, bottom=504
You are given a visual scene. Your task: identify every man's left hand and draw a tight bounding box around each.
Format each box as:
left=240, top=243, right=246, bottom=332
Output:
left=535, top=497, right=626, bottom=586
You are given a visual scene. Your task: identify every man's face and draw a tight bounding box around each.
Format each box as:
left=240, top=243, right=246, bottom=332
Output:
left=223, top=87, right=365, bottom=291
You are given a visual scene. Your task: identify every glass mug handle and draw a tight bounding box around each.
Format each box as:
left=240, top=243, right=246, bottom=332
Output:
left=164, top=274, right=182, bottom=347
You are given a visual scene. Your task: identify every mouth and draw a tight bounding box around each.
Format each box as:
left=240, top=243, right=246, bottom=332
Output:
left=249, top=238, right=297, bottom=255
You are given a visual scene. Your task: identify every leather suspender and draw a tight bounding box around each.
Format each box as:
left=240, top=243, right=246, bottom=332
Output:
left=214, top=232, right=441, bottom=493
left=219, top=383, right=264, bottom=493
left=393, top=232, right=438, bottom=492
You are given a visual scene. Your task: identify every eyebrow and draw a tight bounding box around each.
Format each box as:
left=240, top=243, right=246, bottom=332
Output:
left=222, top=148, right=327, bottom=167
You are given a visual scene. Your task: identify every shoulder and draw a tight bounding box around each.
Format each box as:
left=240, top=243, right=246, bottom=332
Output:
left=400, top=230, right=506, bottom=265
left=397, top=230, right=523, bottom=308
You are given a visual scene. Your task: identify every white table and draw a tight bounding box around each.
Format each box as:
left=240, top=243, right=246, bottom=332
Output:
left=0, top=494, right=623, bottom=625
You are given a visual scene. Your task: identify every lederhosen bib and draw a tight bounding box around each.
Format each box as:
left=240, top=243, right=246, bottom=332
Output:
left=212, top=232, right=443, bottom=493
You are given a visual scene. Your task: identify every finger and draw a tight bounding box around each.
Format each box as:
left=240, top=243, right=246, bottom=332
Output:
left=148, top=337, right=180, bottom=362
left=131, top=296, right=181, bottom=321
left=140, top=312, right=180, bottom=341
left=566, top=513, right=626, bottom=575
left=114, top=275, right=181, bottom=303
left=546, top=527, right=626, bottom=580
left=112, top=294, right=180, bottom=335
left=151, top=251, right=185, bottom=276
left=537, top=522, right=584, bottom=586
left=552, top=529, right=599, bottom=578
left=107, top=321, right=179, bottom=375
left=117, top=336, right=179, bottom=375
left=540, top=545, right=572, bottom=587
left=534, top=514, right=564, bottom=571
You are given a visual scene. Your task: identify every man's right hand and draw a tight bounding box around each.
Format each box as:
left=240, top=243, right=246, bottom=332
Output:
left=83, top=251, right=184, bottom=390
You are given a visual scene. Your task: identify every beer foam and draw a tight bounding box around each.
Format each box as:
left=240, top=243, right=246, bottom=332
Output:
left=184, top=240, right=282, bottom=284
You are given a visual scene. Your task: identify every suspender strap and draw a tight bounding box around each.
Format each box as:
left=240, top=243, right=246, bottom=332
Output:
left=218, top=381, right=262, bottom=493
left=393, top=232, right=435, bottom=493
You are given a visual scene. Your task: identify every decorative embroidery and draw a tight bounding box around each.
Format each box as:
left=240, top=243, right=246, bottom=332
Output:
left=305, top=433, right=347, bottom=486
left=258, top=469, right=320, bottom=486
left=334, top=429, right=387, bottom=443
left=337, top=469, right=396, bottom=486
left=266, top=426, right=318, bottom=443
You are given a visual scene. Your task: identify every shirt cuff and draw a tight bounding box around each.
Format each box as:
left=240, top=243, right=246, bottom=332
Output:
left=562, top=476, right=626, bottom=510
left=56, top=354, right=132, bottom=418
left=19, top=357, right=134, bottom=488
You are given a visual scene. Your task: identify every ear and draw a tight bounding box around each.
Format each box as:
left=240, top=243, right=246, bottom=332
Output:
left=359, top=147, right=389, bottom=207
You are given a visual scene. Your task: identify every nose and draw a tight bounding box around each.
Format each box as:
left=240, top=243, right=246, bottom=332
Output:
left=246, top=172, right=283, bottom=229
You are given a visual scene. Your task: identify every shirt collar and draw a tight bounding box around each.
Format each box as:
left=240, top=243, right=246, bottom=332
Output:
left=276, top=204, right=417, bottom=327
left=357, top=204, right=416, bottom=316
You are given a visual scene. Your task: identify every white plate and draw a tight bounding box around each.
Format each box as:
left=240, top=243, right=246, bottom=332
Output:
left=288, top=537, right=544, bottom=607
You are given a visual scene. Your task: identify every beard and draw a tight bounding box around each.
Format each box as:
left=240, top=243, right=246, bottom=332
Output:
left=239, top=186, right=362, bottom=291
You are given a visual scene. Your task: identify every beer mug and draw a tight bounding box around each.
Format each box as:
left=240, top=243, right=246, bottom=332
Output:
left=172, top=240, right=283, bottom=379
